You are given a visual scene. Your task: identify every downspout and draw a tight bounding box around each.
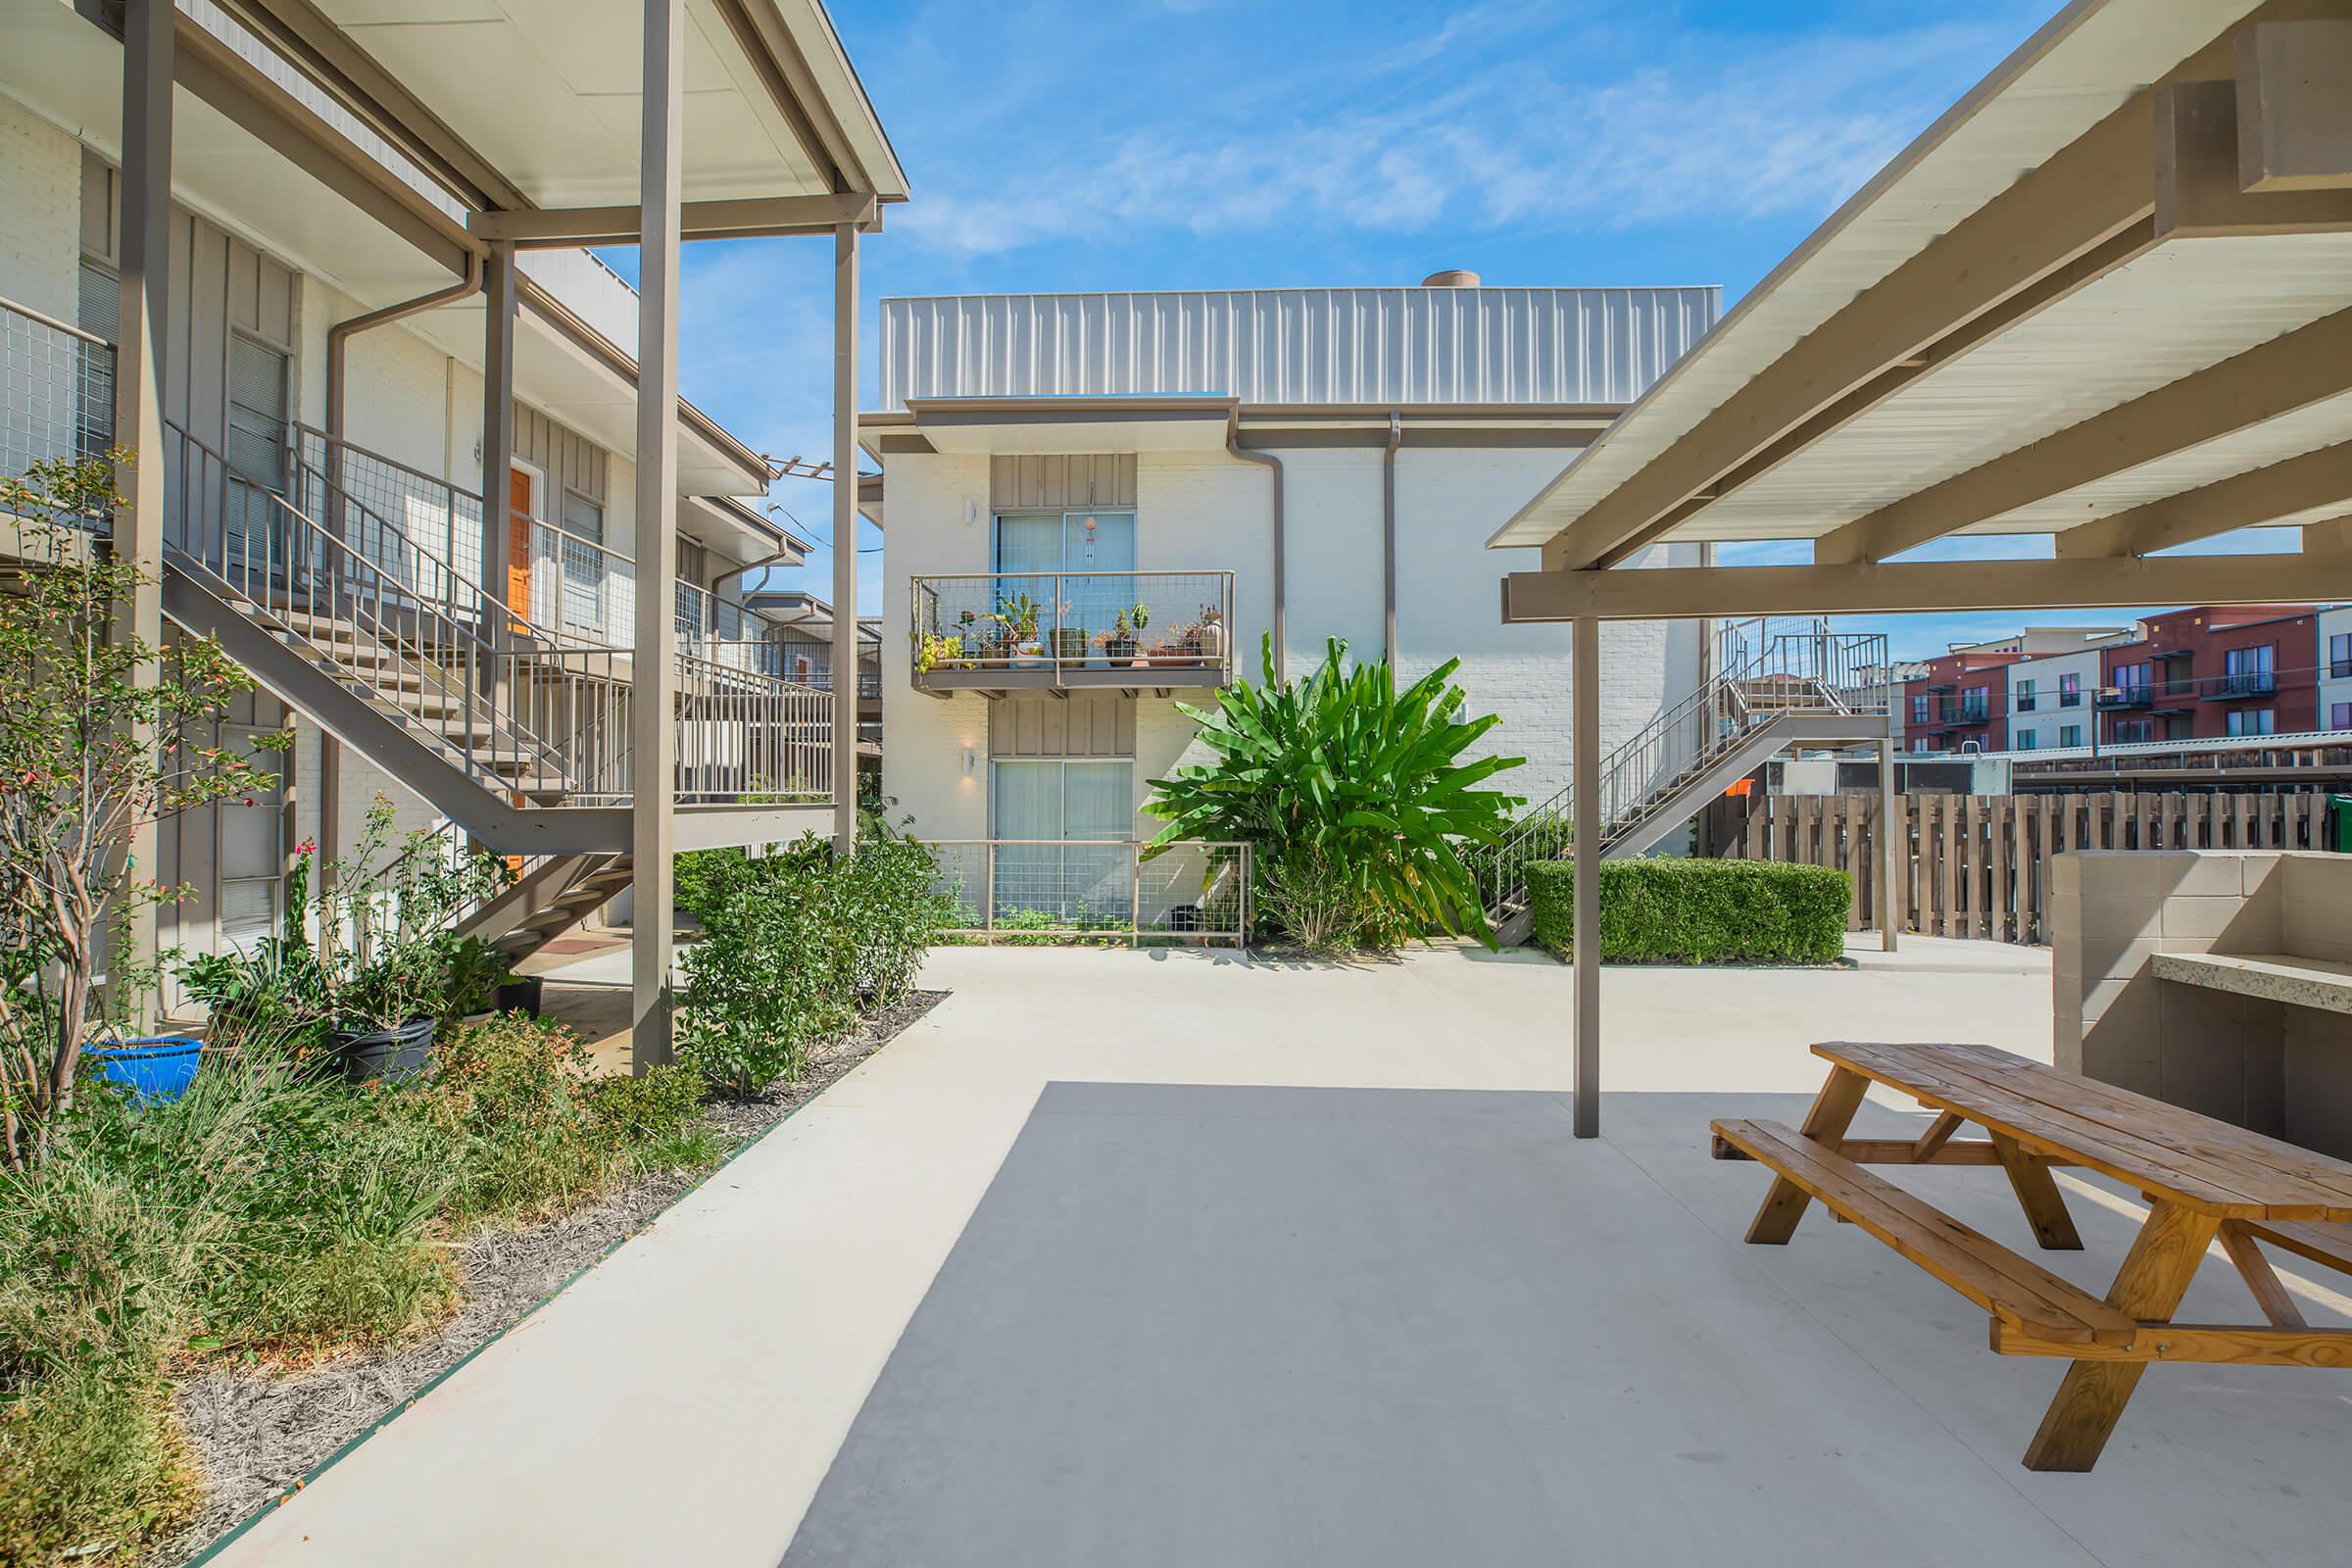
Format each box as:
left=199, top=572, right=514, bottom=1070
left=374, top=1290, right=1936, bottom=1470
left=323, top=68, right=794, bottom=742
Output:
left=1227, top=408, right=1285, bottom=682
left=318, top=257, right=484, bottom=874
left=1383, top=410, right=1402, bottom=666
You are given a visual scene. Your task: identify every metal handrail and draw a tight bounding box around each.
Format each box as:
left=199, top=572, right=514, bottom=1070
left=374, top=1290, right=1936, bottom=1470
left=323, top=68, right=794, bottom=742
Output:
left=170, top=423, right=587, bottom=791
left=0, top=291, right=109, bottom=348
left=1474, top=617, right=1888, bottom=917
left=908, top=568, right=1239, bottom=676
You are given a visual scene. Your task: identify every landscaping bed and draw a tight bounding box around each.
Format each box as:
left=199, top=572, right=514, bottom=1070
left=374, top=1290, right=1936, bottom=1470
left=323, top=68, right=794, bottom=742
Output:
left=155, top=989, right=941, bottom=1568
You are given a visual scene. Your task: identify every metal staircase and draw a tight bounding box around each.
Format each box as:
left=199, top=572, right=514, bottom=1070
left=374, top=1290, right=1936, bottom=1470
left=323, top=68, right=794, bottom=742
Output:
left=1477, top=618, right=1890, bottom=946
left=151, top=420, right=829, bottom=959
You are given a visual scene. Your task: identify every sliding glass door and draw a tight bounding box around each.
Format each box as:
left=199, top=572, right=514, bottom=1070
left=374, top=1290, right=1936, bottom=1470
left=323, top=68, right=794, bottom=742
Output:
left=989, top=758, right=1133, bottom=926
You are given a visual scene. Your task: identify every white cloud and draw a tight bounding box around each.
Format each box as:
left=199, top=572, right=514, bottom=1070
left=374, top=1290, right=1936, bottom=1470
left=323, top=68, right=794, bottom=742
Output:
left=893, top=15, right=2023, bottom=259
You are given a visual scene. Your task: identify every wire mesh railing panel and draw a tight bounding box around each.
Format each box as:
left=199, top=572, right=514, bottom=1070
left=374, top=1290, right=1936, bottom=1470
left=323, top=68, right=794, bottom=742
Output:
left=1, top=296, right=113, bottom=495
left=1137, top=842, right=1250, bottom=942
left=909, top=570, right=1237, bottom=677
left=928, top=840, right=1250, bottom=945
left=295, top=424, right=484, bottom=598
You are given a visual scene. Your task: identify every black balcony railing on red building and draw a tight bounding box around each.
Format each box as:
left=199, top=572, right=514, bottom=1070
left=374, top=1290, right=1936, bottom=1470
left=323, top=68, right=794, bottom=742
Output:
left=2200, top=671, right=2278, bottom=701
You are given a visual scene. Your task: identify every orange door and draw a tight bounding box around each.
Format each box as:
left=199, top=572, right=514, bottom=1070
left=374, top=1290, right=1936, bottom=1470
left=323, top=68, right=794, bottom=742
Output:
left=507, top=468, right=533, bottom=621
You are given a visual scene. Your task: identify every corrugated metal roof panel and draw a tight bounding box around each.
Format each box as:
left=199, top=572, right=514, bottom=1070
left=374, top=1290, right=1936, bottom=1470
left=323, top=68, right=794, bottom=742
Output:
left=876, top=287, right=1720, bottom=412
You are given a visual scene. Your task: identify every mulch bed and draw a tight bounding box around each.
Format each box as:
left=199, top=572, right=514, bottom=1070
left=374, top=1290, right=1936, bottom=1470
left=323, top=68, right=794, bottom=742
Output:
left=156, top=989, right=946, bottom=1567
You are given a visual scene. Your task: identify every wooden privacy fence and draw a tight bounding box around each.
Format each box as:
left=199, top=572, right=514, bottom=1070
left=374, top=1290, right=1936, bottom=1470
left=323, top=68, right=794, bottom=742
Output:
left=1721, top=791, right=2342, bottom=945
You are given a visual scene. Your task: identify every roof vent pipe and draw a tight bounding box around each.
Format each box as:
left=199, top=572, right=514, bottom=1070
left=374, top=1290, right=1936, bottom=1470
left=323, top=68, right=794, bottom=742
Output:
left=1420, top=269, right=1480, bottom=288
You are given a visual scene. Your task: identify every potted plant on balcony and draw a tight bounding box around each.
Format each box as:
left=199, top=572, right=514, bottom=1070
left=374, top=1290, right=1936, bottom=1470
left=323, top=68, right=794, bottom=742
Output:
left=1152, top=619, right=1203, bottom=667
left=1197, top=604, right=1228, bottom=667
left=1101, top=610, right=1140, bottom=665
left=916, top=632, right=968, bottom=674
left=1128, top=602, right=1152, bottom=666
left=1040, top=596, right=1084, bottom=665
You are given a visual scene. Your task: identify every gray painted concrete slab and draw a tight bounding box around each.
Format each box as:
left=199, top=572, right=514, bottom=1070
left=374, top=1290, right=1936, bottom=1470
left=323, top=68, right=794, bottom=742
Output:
left=784, top=1081, right=2098, bottom=1568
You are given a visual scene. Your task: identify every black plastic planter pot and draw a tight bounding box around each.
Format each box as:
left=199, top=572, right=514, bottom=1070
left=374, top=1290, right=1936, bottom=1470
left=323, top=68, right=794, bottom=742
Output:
left=496, top=975, right=545, bottom=1017
left=330, top=1016, right=436, bottom=1083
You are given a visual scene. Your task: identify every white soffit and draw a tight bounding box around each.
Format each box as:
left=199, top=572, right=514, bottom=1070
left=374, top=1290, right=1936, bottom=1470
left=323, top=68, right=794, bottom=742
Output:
left=310, top=0, right=884, bottom=206
left=1489, top=0, right=2268, bottom=549
left=1677, top=233, right=2352, bottom=541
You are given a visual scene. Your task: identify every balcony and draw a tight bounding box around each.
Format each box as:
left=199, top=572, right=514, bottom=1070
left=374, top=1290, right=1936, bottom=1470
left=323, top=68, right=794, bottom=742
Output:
left=2013, top=695, right=2036, bottom=712
left=1, top=294, right=114, bottom=544
left=910, top=570, right=1237, bottom=696
left=2097, top=686, right=2153, bottom=710
left=2200, top=671, right=2278, bottom=701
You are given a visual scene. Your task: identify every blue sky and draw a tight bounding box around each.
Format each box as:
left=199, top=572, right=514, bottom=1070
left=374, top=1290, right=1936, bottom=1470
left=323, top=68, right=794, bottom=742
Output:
left=632, top=0, right=2293, bottom=657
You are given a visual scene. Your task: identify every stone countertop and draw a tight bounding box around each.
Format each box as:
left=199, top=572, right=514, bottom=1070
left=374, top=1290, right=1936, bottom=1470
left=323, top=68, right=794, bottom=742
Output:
left=2149, top=952, right=2352, bottom=1016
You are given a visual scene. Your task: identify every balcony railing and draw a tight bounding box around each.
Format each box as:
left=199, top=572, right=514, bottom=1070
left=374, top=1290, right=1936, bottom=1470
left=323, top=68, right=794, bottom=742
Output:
left=2332, top=658, right=2352, bottom=680
left=2097, top=686, right=2153, bottom=710
left=2014, top=695, right=2036, bottom=712
left=910, top=570, right=1237, bottom=692
left=928, top=840, right=1250, bottom=945
left=1, top=294, right=113, bottom=495
left=2202, top=671, right=2278, bottom=700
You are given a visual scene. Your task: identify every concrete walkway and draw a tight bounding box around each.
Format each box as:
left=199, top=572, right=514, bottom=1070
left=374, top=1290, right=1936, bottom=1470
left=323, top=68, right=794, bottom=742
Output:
left=211, top=938, right=2352, bottom=1567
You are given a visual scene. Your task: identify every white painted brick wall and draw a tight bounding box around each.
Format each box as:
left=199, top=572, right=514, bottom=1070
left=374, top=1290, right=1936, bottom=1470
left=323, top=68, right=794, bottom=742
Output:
left=0, top=95, right=80, bottom=322
left=881, top=441, right=1702, bottom=842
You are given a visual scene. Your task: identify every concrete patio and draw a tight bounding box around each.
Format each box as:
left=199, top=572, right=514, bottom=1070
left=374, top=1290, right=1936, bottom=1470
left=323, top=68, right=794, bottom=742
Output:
left=209, top=938, right=2352, bottom=1566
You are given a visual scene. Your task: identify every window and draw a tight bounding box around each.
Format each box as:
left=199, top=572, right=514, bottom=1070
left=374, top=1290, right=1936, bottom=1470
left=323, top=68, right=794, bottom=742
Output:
left=224, top=334, right=290, bottom=564
left=2333, top=702, right=2352, bottom=731
left=2330, top=632, right=2351, bottom=681
left=558, top=491, right=606, bottom=632
left=2222, top=645, right=2276, bottom=698
left=990, top=758, right=1133, bottom=924
left=994, top=510, right=1139, bottom=655
left=2059, top=725, right=2083, bottom=748
left=1910, top=695, right=1929, bottom=724
left=2113, top=662, right=2149, bottom=700
left=1961, top=684, right=1989, bottom=722
left=75, top=260, right=118, bottom=463
left=2058, top=673, right=2082, bottom=708
left=2014, top=729, right=2036, bottom=751
left=2015, top=679, right=2036, bottom=712
left=2227, top=708, right=2277, bottom=737
left=1910, top=737, right=1936, bottom=754
left=2114, top=720, right=2154, bottom=744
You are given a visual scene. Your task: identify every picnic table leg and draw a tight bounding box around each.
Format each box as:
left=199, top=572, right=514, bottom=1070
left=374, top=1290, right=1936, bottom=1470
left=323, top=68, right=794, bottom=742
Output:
left=2023, top=1200, right=2218, bottom=1471
left=1745, top=1065, right=1869, bottom=1245
left=1990, top=1131, right=2083, bottom=1250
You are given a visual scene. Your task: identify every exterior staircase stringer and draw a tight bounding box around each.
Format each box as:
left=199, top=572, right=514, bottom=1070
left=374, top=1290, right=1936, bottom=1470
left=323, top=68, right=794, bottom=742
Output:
left=164, top=562, right=632, bottom=856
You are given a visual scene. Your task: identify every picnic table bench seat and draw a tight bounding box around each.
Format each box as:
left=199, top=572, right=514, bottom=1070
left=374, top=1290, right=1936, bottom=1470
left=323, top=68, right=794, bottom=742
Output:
left=1712, top=1042, right=2352, bottom=1472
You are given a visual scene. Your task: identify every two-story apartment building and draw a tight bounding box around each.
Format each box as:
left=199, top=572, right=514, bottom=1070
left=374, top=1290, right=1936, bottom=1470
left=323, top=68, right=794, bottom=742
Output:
left=1903, top=646, right=2028, bottom=754
left=862, top=280, right=1720, bottom=920
left=0, top=1, right=906, bottom=1055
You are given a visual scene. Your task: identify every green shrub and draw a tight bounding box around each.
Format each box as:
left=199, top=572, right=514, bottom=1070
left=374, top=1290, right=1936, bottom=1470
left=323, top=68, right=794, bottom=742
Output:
left=1525, top=858, right=1851, bottom=966
left=585, top=1064, right=714, bottom=1171
left=674, top=846, right=749, bottom=925
left=678, top=826, right=947, bottom=1096
left=1143, top=634, right=1525, bottom=951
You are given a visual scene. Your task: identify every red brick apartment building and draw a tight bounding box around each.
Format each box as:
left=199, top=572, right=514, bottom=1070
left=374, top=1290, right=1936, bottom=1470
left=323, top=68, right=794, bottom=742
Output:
left=1903, top=646, right=2027, bottom=753
left=2093, top=606, right=2323, bottom=743
left=1901, top=606, right=2333, bottom=753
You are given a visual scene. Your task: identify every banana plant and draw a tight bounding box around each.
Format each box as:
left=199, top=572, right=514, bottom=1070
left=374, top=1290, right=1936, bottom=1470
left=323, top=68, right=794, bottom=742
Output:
left=1143, top=635, right=1526, bottom=948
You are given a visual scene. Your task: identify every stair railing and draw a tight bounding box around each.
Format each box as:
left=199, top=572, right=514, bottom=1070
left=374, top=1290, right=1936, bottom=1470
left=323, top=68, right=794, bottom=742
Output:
left=1472, top=619, right=1888, bottom=917
left=163, top=419, right=597, bottom=799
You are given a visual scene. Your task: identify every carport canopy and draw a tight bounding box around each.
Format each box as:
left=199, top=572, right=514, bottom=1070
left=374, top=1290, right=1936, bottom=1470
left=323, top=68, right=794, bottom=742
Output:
left=1489, top=0, right=2352, bottom=1134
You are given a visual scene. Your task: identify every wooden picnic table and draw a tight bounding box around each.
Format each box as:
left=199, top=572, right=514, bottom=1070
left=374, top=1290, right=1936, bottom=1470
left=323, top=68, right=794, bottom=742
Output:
left=1711, top=1042, right=2352, bottom=1471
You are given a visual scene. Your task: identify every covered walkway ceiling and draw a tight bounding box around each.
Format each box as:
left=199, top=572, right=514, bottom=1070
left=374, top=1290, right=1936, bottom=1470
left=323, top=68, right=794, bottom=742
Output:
left=1494, top=0, right=2352, bottom=620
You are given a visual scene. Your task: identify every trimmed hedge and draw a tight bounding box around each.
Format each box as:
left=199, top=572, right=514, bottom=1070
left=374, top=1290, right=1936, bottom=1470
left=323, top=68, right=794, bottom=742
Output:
left=1525, top=858, right=1851, bottom=966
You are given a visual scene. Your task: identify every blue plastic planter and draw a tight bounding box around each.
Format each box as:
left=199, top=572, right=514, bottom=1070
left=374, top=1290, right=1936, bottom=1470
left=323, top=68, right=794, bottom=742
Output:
left=87, top=1037, right=205, bottom=1102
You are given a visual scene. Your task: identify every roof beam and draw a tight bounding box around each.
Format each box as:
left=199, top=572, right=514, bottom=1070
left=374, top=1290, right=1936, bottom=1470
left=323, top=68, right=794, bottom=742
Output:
left=171, top=15, right=473, bottom=277
left=2235, top=20, right=2352, bottom=193
left=214, top=0, right=527, bottom=213
left=1815, top=305, right=2352, bottom=564
left=2053, top=441, right=2352, bottom=558
left=1500, top=553, right=2352, bottom=623
left=2159, top=77, right=2352, bottom=238
left=1534, top=94, right=2164, bottom=573
left=469, top=193, right=879, bottom=248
